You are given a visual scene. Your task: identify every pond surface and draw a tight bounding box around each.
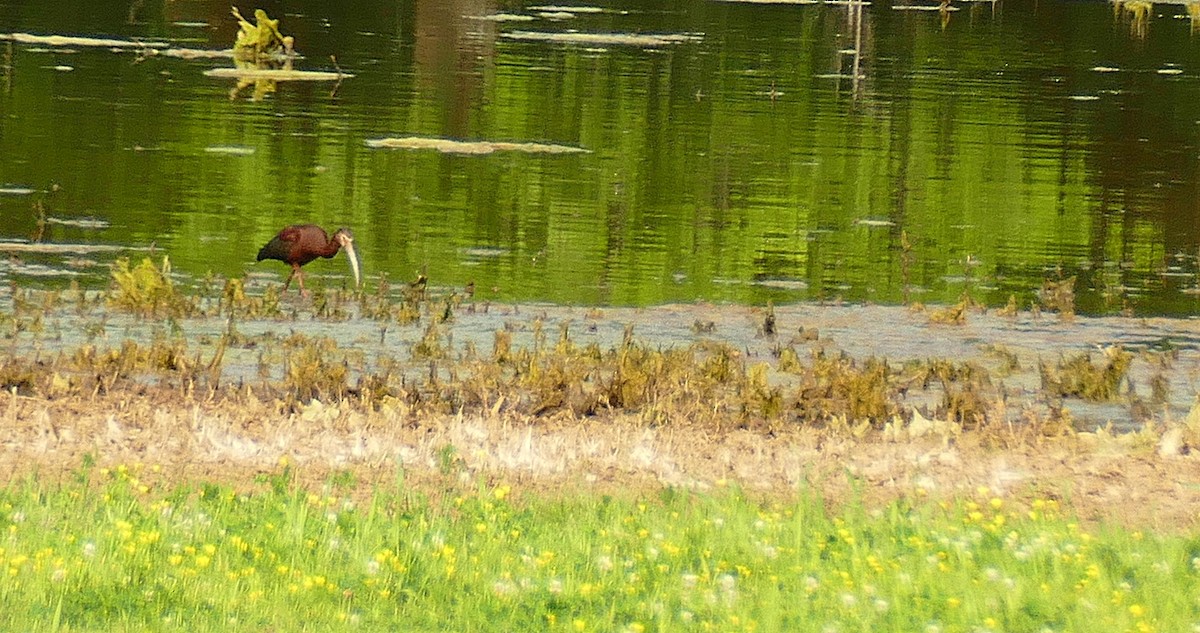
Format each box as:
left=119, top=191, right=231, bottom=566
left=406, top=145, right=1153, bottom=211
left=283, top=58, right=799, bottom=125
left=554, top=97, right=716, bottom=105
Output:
left=2, top=0, right=1200, bottom=314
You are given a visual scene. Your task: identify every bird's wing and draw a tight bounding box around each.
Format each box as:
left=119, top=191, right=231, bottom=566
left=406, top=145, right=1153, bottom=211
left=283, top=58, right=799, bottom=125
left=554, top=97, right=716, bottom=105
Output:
left=257, top=226, right=304, bottom=262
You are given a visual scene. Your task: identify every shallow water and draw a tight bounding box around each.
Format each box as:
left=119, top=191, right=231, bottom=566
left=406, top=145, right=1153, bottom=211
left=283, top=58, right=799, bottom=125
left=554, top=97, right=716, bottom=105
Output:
left=2, top=0, right=1200, bottom=313
left=5, top=284, right=1198, bottom=431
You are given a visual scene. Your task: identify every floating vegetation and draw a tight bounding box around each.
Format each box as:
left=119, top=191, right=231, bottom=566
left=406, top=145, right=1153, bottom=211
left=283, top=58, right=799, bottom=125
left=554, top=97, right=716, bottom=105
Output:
left=206, top=8, right=347, bottom=100
left=365, top=136, right=590, bottom=155
left=231, top=7, right=292, bottom=60
left=500, top=30, right=703, bottom=47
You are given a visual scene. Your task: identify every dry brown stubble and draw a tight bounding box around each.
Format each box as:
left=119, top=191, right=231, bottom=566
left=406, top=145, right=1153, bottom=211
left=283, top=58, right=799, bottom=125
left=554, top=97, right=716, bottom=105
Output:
left=2, top=387, right=1199, bottom=530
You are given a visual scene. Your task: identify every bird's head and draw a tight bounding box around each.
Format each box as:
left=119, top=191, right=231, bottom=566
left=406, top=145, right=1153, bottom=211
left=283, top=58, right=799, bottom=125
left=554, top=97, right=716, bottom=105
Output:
left=333, top=228, right=361, bottom=288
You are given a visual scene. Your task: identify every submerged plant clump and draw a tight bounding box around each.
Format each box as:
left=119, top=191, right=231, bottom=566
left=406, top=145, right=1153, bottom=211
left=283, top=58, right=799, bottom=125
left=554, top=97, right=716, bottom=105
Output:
left=1040, top=346, right=1132, bottom=402
left=0, top=273, right=1169, bottom=436
left=107, top=256, right=195, bottom=318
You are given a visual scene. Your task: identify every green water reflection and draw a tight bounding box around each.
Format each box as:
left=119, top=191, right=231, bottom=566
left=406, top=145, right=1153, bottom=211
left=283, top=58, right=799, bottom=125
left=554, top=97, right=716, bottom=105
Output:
left=2, top=0, right=1200, bottom=314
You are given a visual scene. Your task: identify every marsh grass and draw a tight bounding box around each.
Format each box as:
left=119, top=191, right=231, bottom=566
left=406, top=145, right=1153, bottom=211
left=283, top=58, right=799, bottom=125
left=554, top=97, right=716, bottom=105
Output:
left=0, top=276, right=1148, bottom=433
left=0, top=465, right=1196, bottom=632
left=1040, top=346, right=1133, bottom=402
left=0, top=319, right=1046, bottom=433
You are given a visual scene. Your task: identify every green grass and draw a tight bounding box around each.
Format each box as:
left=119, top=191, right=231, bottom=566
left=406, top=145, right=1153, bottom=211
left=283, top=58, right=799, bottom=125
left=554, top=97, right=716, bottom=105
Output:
left=0, top=463, right=1196, bottom=632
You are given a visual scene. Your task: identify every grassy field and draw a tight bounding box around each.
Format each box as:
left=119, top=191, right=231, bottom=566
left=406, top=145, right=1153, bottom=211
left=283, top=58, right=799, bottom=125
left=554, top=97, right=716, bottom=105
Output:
left=1, top=460, right=1196, bottom=632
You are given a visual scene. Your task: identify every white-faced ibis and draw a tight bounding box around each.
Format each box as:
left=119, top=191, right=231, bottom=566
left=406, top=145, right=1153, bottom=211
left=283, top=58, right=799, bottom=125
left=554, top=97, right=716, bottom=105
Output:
left=256, top=224, right=361, bottom=294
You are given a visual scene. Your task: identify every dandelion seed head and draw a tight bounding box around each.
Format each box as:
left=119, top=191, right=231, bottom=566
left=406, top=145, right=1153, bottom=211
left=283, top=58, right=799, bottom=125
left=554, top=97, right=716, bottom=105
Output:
left=718, top=573, right=736, bottom=591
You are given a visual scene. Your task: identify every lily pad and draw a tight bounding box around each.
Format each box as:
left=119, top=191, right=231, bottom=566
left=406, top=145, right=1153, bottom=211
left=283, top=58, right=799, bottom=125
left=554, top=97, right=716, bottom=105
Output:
left=365, top=137, right=590, bottom=155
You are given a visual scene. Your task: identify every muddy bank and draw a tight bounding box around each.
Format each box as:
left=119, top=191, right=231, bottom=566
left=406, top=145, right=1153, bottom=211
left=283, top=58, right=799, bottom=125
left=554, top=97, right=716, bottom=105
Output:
left=2, top=388, right=1199, bottom=530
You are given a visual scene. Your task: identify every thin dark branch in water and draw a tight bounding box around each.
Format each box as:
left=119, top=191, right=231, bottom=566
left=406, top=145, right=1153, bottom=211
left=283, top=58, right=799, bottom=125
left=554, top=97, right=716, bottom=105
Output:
left=329, top=55, right=343, bottom=98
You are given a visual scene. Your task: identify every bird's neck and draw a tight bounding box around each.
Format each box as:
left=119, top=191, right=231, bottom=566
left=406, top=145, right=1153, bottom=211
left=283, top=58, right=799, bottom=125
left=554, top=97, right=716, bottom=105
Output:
left=320, top=238, right=342, bottom=257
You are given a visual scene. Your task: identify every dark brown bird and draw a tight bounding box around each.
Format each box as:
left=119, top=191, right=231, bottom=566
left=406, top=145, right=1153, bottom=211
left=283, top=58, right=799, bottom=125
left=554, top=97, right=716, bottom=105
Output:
left=256, top=224, right=361, bottom=294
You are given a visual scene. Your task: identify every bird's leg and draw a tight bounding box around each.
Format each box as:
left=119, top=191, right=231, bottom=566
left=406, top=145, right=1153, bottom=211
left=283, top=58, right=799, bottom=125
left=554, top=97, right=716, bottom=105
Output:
left=295, top=266, right=310, bottom=297
left=282, top=264, right=300, bottom=294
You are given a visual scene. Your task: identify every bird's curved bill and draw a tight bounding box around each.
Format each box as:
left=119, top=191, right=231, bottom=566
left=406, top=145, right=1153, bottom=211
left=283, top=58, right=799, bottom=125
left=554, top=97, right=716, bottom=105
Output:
left=343, top=240, right=362, bottom=288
